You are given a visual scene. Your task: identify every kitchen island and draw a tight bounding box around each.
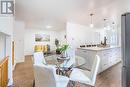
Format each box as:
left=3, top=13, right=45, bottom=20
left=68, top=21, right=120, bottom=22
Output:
left=76, top=46, right=121, bottom=73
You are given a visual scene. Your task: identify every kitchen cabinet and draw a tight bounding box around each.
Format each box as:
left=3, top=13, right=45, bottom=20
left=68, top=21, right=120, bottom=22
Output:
left=76, top=46, right=121, bottom=73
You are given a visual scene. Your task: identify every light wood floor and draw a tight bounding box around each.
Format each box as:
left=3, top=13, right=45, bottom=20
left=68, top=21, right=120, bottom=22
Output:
left=13, top=56, right=121, bottom=87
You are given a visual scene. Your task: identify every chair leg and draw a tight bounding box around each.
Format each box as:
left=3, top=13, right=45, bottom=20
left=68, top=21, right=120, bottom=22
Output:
left=33, top=80, right=35, bottom=87
left=72, top=81, right=75, bottom=87
left=87, top=85, right=94, bottom=87
left=89, top=86, right=95, bottom=87
left=68, top=81, right=72, bottom=87
left=69, top=81, right=75, bottom=87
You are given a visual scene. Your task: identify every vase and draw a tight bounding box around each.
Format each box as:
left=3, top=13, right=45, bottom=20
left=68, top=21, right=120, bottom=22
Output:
left=61, top=51, right=68, bottom=58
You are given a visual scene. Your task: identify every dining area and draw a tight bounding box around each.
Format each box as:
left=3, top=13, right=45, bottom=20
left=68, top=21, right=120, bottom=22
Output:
left=33, top=47, right=100, bottom=87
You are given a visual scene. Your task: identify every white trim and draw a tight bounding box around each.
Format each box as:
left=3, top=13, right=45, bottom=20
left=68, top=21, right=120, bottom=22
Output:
left=12, top=62, right=16, bottom=71
left=15, top=58, right=25, bottom=63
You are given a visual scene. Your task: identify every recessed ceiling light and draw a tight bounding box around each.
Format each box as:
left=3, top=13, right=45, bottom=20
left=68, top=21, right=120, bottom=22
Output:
left=46, top=25, right=52, bottom=29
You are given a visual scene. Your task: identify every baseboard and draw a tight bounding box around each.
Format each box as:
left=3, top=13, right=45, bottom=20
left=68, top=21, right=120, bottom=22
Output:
left=25, top=55, right=33, bottom=57
left=15, top=58, right=25, bottom=63
left=8, top=77, right=13, bottom=87
left=12, top=63, right=16, bottom=70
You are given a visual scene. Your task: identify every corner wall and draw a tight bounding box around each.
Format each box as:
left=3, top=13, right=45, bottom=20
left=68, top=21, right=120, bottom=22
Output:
left=14, top=21, right=25, bottom=63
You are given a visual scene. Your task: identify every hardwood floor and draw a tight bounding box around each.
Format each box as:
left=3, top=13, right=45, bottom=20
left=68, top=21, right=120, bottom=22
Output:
left=13, top=56, right=121, bottom=87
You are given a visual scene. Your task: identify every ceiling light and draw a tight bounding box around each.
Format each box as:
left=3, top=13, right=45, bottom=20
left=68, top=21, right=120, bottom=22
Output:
left=112, top=22, right=115, bottom=25
left=104, top=27, right=107, bottom=30
left=46, top=25, right=52, bottom=29
left=103, top=19, right=107, bottom=30
left=90, top=13, right=94, bottom=28
left=112, top=22, right=115, bottom=32
left=90, top=23, right=94, bottom=28
left=106, top=26, right=110, bottom=30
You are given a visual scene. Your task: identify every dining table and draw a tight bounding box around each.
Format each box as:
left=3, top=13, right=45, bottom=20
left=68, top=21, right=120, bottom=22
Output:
left=45, top=54, right=86, bottom=67
left=44, top=54, right=86, bottom=76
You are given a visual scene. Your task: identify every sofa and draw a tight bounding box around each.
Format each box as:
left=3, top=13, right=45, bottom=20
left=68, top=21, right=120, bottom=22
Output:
left=34, top=45, right=50, bottom=54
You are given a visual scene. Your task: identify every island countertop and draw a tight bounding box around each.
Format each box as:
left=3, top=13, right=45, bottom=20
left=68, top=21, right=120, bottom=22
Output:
left=77, top=46, right=121, bottom=51
left=76, top=45, right=121, bottom=73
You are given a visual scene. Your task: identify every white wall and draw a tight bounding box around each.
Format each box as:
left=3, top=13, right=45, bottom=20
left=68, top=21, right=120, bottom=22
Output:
left=0, top=16, right=14, bottom=86
left=58, top=30, right=67, bottom=44
left=6, top=36, right=13, bottom=86
left=0, top=17, right=13, bottom=35
left=66, top=22, right=100, bottom=48
left=14, top=21, right=25, bottom=63
left=0, top=33, right=6, bottom=61
left=117, top=26, right=121, bottom=46
left=24, top=29, right=59, bottom=55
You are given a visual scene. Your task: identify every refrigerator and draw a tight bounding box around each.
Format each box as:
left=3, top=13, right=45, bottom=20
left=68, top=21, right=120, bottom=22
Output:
left=122, top=13, right=130, bottom=87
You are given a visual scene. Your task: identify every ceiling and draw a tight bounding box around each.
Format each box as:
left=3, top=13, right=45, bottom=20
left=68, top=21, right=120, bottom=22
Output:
left=15, top=0, right=130, bottom=30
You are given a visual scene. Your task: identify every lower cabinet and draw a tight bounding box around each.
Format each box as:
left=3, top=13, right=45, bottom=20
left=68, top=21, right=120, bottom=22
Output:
left=76, top=47, right=121, bottom=73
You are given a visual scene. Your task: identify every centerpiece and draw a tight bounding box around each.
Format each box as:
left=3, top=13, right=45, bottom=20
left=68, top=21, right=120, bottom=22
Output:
left=55, top=38, right=70, bottom=59
left=56, top=44, right=70, bottom=60
left=59, top=44, right=69, bottom=58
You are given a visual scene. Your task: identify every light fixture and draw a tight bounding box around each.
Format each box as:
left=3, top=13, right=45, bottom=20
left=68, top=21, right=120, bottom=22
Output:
left=112, top=22, right=115, bottom=25
left=90, top=13, right=94, bottom=28
left=90, top=23, right=94, bottom=28
left=103, top=19, right=107, bottom=30
left=46, top=25, right=52, bottom=29
left=112, top=22, right=116, bottom=32
left=106, top=26, right=110, bottom=30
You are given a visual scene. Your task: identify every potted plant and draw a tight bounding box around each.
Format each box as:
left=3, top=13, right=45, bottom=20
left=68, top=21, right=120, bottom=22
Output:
left=55, top=39, right=61, bottom=54
left=60, top=44, right=69, bottom=58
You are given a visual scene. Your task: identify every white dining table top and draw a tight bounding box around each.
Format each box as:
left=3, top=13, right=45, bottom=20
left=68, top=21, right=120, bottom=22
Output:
left=45, top=55, right=86, bottom=68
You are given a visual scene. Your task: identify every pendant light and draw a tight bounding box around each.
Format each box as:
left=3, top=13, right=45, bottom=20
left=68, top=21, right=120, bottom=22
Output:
left=103, top=19, right=107, bottom=30
left=90, top=13, right=94, bottom=28
left=112, top=22, right=115, bottom=32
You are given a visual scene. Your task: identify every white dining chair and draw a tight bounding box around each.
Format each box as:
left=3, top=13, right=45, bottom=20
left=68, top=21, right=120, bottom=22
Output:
left=70, top=55, right=100, bottom=87
left=33, top=64, right=69, bottom=87
left=33, top=52, right=46, bottom=65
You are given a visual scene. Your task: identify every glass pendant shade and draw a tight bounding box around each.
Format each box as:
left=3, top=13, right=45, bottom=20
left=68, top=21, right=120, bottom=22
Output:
left=90, top=14, right=94, bottom=28
left=90, top=23, right=94, bottom=28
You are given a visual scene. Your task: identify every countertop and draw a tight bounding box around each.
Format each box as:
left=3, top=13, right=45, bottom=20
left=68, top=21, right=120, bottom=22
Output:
left=77, top=46, right=121, bottom=51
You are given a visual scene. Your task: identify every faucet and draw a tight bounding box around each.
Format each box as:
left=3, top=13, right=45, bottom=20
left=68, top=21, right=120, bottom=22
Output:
left=104, top=37, right=107, bottom=46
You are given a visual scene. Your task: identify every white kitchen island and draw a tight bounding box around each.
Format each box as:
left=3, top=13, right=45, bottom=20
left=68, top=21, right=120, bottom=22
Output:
left=76, top=46, right=121, bottom=73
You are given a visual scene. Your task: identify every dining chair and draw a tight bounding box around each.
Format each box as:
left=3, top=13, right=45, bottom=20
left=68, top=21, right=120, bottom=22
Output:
left=70, top=55, right=100, bottom=87
left=33, top=52, right=46, bottom=65
left=33, top=64, right=69, bottom=87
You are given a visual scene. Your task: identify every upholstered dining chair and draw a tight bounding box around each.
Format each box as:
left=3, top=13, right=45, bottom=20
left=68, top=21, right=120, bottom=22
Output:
left=33, top=52, right=46, bottom=65
left=70, top=55, right=100, bottom=87
left=33, top=64, right=69, bottom=87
